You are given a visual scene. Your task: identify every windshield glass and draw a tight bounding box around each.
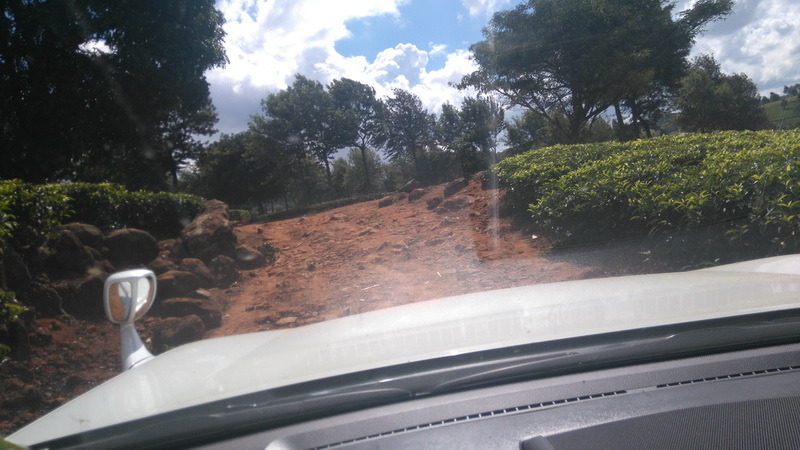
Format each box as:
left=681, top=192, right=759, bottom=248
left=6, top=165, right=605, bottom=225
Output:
left=1, top=0, right=799, bottom=439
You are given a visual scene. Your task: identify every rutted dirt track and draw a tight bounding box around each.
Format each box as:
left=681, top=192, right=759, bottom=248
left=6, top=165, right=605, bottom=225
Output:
left=211, top=177, right=662, bottom=337
left=2, top=176, right=667, bottom=435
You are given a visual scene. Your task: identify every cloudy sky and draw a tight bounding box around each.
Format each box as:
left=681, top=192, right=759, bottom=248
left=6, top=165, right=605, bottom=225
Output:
left=207, top=0, right=800, bottom=135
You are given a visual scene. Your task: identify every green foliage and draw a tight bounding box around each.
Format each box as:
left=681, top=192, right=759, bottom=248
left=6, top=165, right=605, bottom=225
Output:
left=229, top=209, right=252, bottom=223
left=52, top=183, right=205, bottom=237
left=0, top=180, right=72, bottom=248
left=0, top=181, right=204, bottom=244
left=495, top=130, right=800, bottom=253
left=462, top=0, right=732, bottom=142
left=0, top=288, right=27, bottom=360
left=257, top=243, right=281, bottom=264
left=763, top=95, right=800, bottom=130
left=675, top=55, right=771, bottom=132
left=0, top=1, right=227, bottom=189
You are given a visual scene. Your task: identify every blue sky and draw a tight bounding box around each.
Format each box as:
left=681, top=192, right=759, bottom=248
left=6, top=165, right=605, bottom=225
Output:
left=207, top=0, right=800, bottom=136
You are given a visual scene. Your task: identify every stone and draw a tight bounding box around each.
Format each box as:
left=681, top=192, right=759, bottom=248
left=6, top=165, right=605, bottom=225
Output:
left=48, top=230, right=95, bottom=273
left=69, top=275, right=108, bottom=319
left=408, top=188, right=426, bottom=201
left=398, top=179, right=421, bottom=193
left=59, top=223, right=104, bottom=250
left=2, top=248, right=31, bottom=294
left=235, top=245, right=266, bottom=270
left=443, top=177, right=469, bottom=197
left=152, top=315, right=205, bottom=352
left=442, top=195, right=470, bottom=211
left=160, top=297, right=222, bottom=329
left=209, top=255, right=240, bottom=288
left=377, top=195, right=395, bottom=208
left=156, top=270, right=202, bottom=302
left=180, top=200, right=236, bottom=262
left=105, top=228, right=159, bottom=268
left=426, top=197, right=443, bottom=210
left=25, top=283, right=63, bottom=316
left=148, top=258, right=179, bottom=275
left=178, top=258, right=215, bottom=287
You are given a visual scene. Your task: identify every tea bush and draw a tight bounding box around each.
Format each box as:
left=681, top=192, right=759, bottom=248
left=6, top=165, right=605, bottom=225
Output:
left=495, top=130, right=800, bottom=252
left=0, top=181, right=206, bottom=243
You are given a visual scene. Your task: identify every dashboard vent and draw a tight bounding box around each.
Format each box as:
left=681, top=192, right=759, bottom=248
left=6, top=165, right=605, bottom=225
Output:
left=314, top=365, right=800, bottom=449
left=314, top=390, right=628, bottom=449
left=654, top=365, right=800, bottom=389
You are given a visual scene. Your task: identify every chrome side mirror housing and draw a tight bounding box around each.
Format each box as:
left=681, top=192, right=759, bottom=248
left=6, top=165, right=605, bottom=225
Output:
left=104, top=269, right=157, bottom=371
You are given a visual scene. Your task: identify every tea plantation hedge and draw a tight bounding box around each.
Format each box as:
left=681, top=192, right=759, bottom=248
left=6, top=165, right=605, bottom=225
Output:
left=495, top=130, right=800, bottom=252
left=0, top=180, right=205, bottom=247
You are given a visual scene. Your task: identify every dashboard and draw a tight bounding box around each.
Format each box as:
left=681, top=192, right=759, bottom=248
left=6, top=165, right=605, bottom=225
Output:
left=200, top=342, right=800, bottom=449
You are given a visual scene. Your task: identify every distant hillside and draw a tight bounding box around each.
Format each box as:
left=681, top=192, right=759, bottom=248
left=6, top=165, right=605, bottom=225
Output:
left=763, top=96, right=800, bottom=129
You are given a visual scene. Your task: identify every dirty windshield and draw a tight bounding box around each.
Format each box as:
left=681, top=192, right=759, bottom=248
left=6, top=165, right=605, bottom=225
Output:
left=1, top=0, right=799, bottom=436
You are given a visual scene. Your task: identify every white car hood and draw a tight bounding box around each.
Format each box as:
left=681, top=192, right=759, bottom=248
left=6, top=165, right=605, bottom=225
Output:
left=9, top=255, right=800, bottom=445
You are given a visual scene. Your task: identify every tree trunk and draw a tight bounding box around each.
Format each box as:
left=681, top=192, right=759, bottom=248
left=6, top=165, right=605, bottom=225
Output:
left=359, top=145, right=371, bottom=193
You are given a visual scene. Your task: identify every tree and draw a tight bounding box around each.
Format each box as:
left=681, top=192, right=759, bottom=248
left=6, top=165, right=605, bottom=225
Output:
left=329, top=78, right=386, bottom=193
left=437, top=97, right=505, bottom=176
left=0, top=0, right=227, bottom=188
left=381, top=89, right=434, bottom=181
left=675, top=55, right=770, bottom=132
left=252, top=75, right=355, bottom=201
left=460, top=0, right=732, bottom=143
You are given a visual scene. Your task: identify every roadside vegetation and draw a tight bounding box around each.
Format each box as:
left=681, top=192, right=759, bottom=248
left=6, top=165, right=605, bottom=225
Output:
left=496, top=130, right=800, bottom=260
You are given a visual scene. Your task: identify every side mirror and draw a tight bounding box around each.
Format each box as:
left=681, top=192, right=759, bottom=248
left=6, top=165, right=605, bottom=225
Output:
left=104, top=269, right=156, bottom=371
left=104, top=269, right=156, bottom=324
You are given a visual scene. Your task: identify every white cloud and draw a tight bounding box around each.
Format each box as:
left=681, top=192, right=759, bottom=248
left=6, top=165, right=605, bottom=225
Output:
left=207, top=0, right=484, bottom=135
left=685, top=0, right=800, bottom=94
left=460, top=0, right=511, bottom=17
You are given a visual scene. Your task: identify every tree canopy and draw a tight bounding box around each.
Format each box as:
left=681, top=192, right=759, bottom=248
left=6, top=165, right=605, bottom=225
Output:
left=460, top=0, right=733, bottom=142
left=0, top=0, right=227, bottom=189
left=675, top=55, right=771, bottom=132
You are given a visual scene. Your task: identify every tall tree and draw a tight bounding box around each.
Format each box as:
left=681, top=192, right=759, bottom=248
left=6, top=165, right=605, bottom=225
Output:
left=251, top=75, right=354, bottom=202
left=437, top=97, right=505, bottom=176
left=675, top=55, right=770, bottom=132
left=460, top=0, right=732, bottom=143
left=329, top=78, right=385, bottom=193
left=0, top=0, right=227, bottom=188
left=381, top=88, right=434, bottom=181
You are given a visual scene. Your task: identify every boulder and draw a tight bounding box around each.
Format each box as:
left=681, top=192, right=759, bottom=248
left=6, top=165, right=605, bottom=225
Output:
left=59, top=223, right=104, bottom=250
left=235, top=245, right=266, bottom=270
left=2, top=248, right=31, bottom=294
left=408, top=188, right=426, bottom=201
left=48, top=230, right=95, bottom=273
left=209, top=255, right=240, bottom=288
left=160, top=297, right=222, bottom=329
left=26, top=283, right=63, bottom=316
left=156, top=270, right=202, bottom=302
left=426, top=196, right=443, bottom=210
left=443, top=177, right=469, bottom=197
left=152, top=315, right=205, bottom=352
left=398, top=179, right=421, bottom=193
left=178, top=258, right=215, bottom=288
left=68, top=274, right=108, bottom=319
left=105, top=228, right=159, bottom=268
left=180, top=200, right=236, bottom=262
left=377, top=195, right=395, bottom=208
left=148, top=258, right=179, bottom=275
left=441, top=195, right=471, bottom=211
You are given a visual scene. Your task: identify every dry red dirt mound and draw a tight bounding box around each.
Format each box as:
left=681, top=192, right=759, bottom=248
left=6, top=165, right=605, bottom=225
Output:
left=1, top=176, right=662, bottom=436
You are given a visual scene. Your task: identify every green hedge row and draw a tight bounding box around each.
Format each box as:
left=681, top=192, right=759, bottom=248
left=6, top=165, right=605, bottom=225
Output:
left=0, top=180, right=206, bottom=247
left=494, top=130, right=800, bottom=251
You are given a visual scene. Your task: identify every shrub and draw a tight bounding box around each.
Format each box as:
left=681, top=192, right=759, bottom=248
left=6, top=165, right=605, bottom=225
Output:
left=0, top=180, right=72, bottom=248
left=0, top=181, right=206, bottom=244
left=52, top=183, right=205, bottom=237
left=229, top=209, right=251, bottom=223
left=494, top=130, right=800, bottom=253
